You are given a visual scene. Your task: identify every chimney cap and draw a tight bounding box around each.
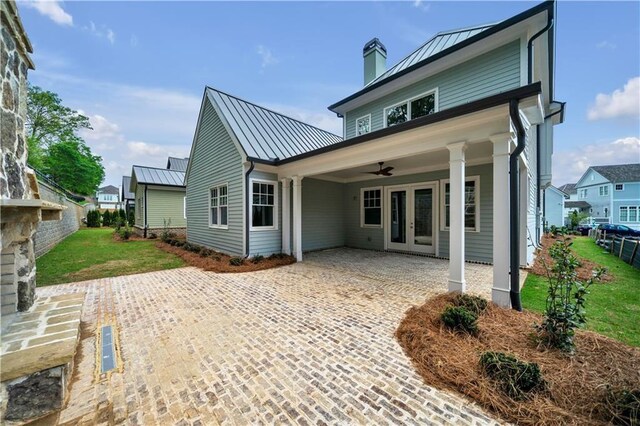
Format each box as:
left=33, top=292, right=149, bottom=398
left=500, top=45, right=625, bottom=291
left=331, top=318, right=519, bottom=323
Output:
left=363, top=38, right=387, bottom=56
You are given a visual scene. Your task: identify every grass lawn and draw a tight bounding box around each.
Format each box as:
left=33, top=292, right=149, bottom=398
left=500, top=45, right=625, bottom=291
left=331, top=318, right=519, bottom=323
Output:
left=522, top=236, right=640, bottom=347
left=37, top=228, right=185, bottom=286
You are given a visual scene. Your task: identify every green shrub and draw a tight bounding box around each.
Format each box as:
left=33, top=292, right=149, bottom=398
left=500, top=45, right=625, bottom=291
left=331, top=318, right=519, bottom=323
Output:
left=453, top=294, right=488, bottom=315
left=200, top=248, right=213, bottom=257
left=537, top=238, right=606, bottom=353
left=86, top=210, right=101, bottom=227
left=607, top=388, right=640, bottom=426
left=251, top=254, right=264, bottom=264
left=479, top=352, right=544, bottom=400
left=102, top=210, right=112, bottom=227
left=268, top=253, right=287, bottom=260
left=118, top=224, right=132, bottom=240
left=160, top=219, right=175, bottom=242
left=229, top=257, right=244, bottom=266
left=441, top=306, right=478, bottom=334
left=127, top=210, right=135, bottom=226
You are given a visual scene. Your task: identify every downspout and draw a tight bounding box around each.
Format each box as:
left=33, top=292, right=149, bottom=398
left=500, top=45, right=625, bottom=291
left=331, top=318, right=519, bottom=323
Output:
left=143, top=184, right=148, bottom=238
left=509, top=99, right=525, bottom=312
left=244, top=161, right=255, bottom=257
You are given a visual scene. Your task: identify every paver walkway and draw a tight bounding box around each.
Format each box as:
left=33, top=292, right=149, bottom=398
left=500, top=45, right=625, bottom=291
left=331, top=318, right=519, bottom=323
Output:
left=38, top=248, right=502, bottom=425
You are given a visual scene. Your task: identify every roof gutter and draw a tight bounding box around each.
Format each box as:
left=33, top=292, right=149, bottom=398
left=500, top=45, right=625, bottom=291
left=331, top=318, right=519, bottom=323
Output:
left=509, top=100, right=525, bottom=312
left=244, top=160, right=255, bottom=257
left=143, top=184, right=148, bottom=238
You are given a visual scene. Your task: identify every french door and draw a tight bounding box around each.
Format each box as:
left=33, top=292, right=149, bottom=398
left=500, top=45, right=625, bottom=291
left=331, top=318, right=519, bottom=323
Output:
left=386, top=183, right=437, bottom=254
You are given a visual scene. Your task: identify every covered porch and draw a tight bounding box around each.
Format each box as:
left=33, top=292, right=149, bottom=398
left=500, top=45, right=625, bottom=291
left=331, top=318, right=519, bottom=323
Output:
left=269, top=90, right=543, bottom=307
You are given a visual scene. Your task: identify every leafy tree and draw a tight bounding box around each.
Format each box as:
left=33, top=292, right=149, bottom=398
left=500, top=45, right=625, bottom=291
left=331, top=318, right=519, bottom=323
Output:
left=41, top=140, right=104, bottom=195
left=102, top=210, right=112, bottom=227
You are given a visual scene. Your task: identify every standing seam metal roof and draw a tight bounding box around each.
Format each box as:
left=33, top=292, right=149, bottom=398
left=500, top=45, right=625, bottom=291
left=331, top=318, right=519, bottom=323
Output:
left=365, top=23, right=496, bottom=88
left=132, top=166, right=185, bottom=187
left=206, top=87, right=343, bottom=161
left=166, top=157, right=189, bottom=171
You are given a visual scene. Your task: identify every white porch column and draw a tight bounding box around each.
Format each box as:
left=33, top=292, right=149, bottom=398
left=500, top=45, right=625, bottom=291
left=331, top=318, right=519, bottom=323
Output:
left=447, top=141, right=466, bottom=293
left=292, top=176, right=303, bottom=261
left=490, top=133, right=513, bottom=307
left=281, top=178, right=291, bottom=255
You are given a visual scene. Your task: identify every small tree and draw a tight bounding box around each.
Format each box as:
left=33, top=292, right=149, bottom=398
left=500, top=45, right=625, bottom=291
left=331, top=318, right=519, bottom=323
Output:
left=102, top=210, right=112, bottom=227
left=127, top=209, right=135, bottom=226
left=569, top=210, right=588, bottom=230
left=537, top=238, right=605, bottom=352
left=86, top=210, right=101, bottom=227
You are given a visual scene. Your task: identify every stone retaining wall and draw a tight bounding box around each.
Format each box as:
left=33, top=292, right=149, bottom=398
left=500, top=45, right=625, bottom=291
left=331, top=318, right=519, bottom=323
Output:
left=34, top=181, right=85, bottom=258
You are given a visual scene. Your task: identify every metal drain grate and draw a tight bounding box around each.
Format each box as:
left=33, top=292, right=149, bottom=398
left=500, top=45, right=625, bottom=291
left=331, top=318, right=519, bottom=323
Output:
left=100, top=325, right=116, bottom=373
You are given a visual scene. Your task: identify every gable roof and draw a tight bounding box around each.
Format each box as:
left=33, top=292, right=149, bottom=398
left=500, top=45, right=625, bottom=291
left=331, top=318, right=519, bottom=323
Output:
left=365, top=23, right=495, bottom=88
left=167, top=157, right=189, bottom=171
left=131, top=165, right=185, bottom=188
left=546, top=185, right=567, bottom=197
left=206, top=87, right=343, bottom=162
left=122, top=176, right=134, bottom=199
left=557, top=183, right=576, bottom=195
left=98, top=185, right=119, bottom=195
left=328, top=1, right=554, bottom=112
left=590, top=164, right=640, bottom=183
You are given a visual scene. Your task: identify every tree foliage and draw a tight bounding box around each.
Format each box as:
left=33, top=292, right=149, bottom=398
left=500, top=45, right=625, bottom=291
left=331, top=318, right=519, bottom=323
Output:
left=26, top=83, right=104, bottom=195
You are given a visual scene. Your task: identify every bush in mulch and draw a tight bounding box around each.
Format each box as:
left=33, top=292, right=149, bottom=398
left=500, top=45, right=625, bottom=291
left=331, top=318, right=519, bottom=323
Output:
left=479, top=351, right=544, bottom=400
left=607, top=389, right=640, bottom=425
left=395, top=293, right=640, bottom=425
left=156, top=241, right=295, bottom=273
left=441, top=306, right=478, bottom=335
left=453, top=293, right=488, bottom=315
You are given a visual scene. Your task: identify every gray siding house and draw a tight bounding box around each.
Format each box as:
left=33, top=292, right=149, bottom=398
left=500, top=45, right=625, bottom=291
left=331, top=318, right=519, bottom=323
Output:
left=543, top=186, right=566, bottom=228
left=186, top=1, right=563, bottom=308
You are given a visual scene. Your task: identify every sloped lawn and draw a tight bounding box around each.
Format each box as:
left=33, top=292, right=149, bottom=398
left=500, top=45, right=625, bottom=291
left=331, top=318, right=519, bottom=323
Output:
left=37, top=228, right=184, bottom=285
left=522, top=236, right=640, bottom=347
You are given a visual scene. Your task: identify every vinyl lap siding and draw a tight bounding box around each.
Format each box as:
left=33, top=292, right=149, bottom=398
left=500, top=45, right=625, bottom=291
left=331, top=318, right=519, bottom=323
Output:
left=302, top=178, right=346, bottom=251
left=186, top=101, right=244, bottom=256
left=345, top=41, right=521, bottom=139
left=249, top=170, right=282, bottom=256
left=134, top=185, right=144, bottom=227
left=146, top=187, right=186, bottom=228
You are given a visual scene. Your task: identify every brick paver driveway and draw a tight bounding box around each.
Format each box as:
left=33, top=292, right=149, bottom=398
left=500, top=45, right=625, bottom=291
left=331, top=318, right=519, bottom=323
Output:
left=39, top=248, right=500, bottom=425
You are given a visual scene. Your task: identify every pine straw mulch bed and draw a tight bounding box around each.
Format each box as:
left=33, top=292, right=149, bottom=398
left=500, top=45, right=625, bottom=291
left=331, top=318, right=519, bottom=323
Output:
left=156, top=241, right=296, bottom=273
left=528, top=234, right=612, bottom=282
left=395, top=293, right=640, bottom=425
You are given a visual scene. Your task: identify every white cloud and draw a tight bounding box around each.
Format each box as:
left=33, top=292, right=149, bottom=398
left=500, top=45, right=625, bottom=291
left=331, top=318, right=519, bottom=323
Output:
left=553, top=136, right=640, bottom=185
left=262, top=103, right=342, bottom=136
left=106, top=29, right=115, bottom=45
left=83, top=21, right=116, bottom=45
left=21, top=0, right=73, bottom=26
left=256, top=45, right=278, bottom=70
left=596, top=40, right=616, bottom=50
left=413, top=0, right=431, bottom=12
left=587, top=76, right=640, bottom=120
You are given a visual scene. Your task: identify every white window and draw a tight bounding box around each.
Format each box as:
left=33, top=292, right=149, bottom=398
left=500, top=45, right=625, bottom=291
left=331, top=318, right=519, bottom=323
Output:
left=615, top=184, right=624, bottom=191
left=579, top=188, right=588, bottom=199
left=209, top=184, right=228, bottom=228
left=251, top=180, right=277, bottom=230
left=620, top=206, right=639, bottom=222
left=599, top=185, right=609, bottom=196
left=360, top=187, right=382, bottom=227
left=384, top=89, right=437, bottom=127
left=356, top=114, right=371, bottom=136
left=440, top=177, right=480, bottom=232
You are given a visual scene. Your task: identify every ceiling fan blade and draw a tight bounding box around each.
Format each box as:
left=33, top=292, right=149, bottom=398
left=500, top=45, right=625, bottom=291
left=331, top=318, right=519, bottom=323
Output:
left=381, top=167, right=394, bottom=173
left=382, top=171, right=393, bottom=176
left=366, top=171, right=381, bottom=175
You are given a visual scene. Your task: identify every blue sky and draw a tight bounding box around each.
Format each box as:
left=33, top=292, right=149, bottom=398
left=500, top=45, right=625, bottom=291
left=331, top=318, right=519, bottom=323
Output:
left=18, top=1, right=640, bottom=188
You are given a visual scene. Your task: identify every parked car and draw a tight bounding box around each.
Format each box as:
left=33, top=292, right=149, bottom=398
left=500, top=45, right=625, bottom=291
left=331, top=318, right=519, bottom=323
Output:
left=596, top=224, right=640, bottom=238
left=576, top=224, right=593, bottom=236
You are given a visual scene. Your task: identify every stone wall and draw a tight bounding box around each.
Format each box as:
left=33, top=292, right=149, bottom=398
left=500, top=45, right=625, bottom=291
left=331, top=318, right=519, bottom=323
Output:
left=0, top=0, right=37, bottom=314
left=34, top=181, right=84, bottom=258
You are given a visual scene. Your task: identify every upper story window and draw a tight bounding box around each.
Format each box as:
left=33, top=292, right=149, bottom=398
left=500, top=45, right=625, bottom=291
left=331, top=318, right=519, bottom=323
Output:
left=620, top=206, right=638, bottom=222
left=251, top=180, right=277, bottom=230
left=356, top=115, right=371, bottom=136
left=599, top=185, right=609, bottom=196
left=440, top=176, right=480, bottom=232
left=384, top=90, right=437, bottom=128
left=579, top=189, right=588, bottom=199
left=361, top=188, right=382, bottom=227
left=615, top=184, right=624, bottom=191
left=210, top=184, right=228, bottom=228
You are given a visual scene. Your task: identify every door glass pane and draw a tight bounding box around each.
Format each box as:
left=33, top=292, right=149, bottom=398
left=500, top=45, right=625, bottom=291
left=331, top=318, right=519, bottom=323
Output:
left=390, top=191, right=406, bottom=243
left=414, top=188, right=432, bottom=246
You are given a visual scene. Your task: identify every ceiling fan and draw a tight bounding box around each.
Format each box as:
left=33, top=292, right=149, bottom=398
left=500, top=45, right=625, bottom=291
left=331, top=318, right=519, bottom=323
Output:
left=367, top=162, right=394, bottom=177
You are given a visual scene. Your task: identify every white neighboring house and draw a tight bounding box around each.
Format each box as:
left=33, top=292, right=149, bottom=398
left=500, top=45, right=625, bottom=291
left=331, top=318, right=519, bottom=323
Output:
left=543, top=185, right=566, bottom=228
left=96, top=185, right=120, bottom=210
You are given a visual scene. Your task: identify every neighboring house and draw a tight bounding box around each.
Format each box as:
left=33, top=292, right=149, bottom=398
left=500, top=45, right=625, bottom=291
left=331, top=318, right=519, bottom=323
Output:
left=543, top=186, right=566, bottom=228
left=573, top=163, right=640, bottom=229
left=167, top=157, right=189, bottom=171
left=130, top=163, right=186, bottom=236
left=96, top=185, right=120, bottom=210
left=121, top=176, right=135, bottom=213
left=185, top=1, right=563, bottom=308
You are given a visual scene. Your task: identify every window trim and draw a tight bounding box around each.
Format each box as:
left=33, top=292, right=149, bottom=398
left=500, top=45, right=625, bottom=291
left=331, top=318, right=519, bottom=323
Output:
left=360, top=186, right=383, bottom=228
left=579, top=188, right=588, bottom=199
left=615, top=183, right=624, bottom=191
left=250, top=178, right=278, bottom=231
left=183, top=196, right=187, bottom=219
left=599, top=185, right=609, bottom=197
left=355, top=114, right=372, bottom=136
left=383, top=88, right=439, bottom=128
left=208, top=183, right=229, bottom=229
left=439, top=176, right=480, bottom=232
left=619, top=205, right=639, bottom=223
